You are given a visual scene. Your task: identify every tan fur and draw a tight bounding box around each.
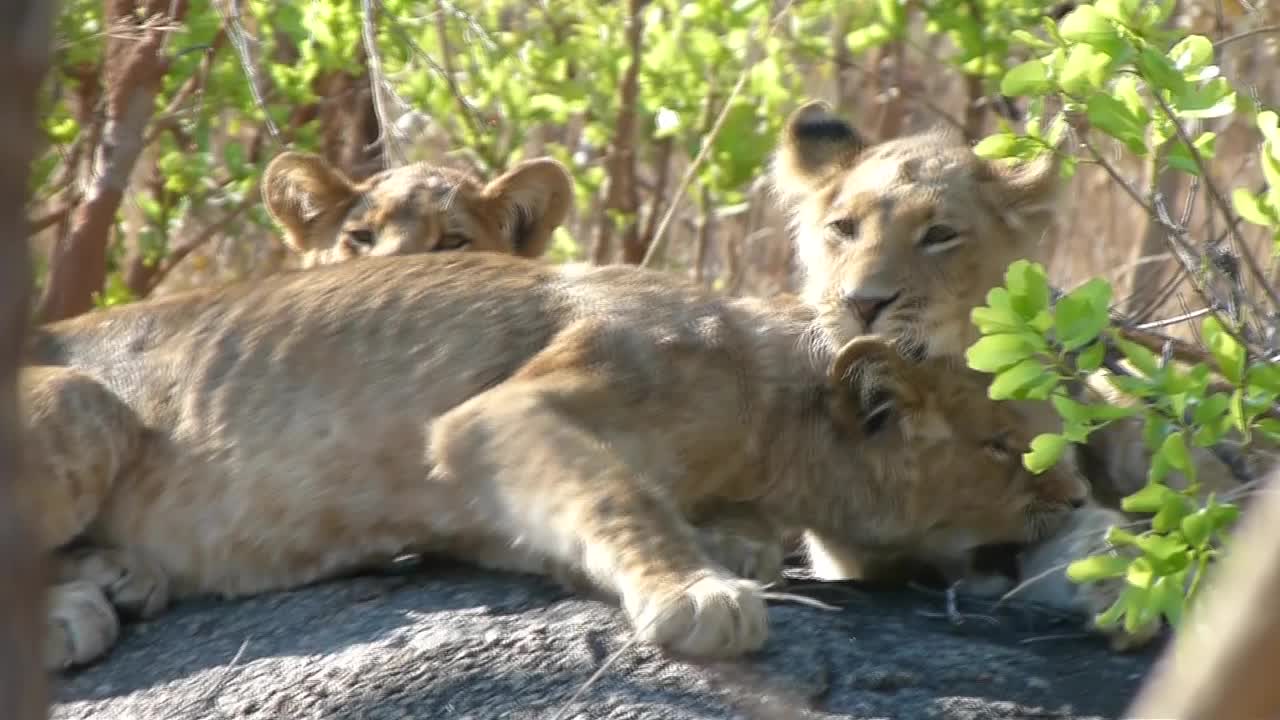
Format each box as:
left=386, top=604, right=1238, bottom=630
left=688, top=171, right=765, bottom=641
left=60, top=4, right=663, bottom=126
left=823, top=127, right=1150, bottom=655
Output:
left=261, top=151, right=573, bottom=267
left=21, top=252, right=1087, bottom=670
left=768, top=100, right=1197, bottom=650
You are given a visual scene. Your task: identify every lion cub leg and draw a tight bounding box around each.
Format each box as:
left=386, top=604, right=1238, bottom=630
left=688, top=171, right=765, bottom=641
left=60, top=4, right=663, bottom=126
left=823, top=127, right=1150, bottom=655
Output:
left=688, top=502, right=785, bottom=584
left=20, top=366, right=151, bottom=670
left=432, top=379, right=768, bottom=659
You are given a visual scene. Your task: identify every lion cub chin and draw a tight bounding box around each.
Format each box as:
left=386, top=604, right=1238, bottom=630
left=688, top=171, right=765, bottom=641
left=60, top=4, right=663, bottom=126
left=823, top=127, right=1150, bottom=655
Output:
left=23, top=253, right=1086, bottom=668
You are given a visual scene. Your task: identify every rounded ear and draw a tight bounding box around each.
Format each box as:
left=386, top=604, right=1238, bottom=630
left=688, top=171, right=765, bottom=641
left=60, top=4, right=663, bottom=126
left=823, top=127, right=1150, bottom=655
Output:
left=770, top=100, right=866, bottom=204
left=482, top=157, right=574, bottom=258
left=827, top=336, right=912, bottom=436
left=261, top=151, right=357, bottom=252
left=979, top=150, right=1062, bottom=234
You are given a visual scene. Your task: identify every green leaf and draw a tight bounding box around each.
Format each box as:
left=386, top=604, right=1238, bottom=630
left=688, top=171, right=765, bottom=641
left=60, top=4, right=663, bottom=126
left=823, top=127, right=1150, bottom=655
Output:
left=1233, top=188, right=1277, bottom=227
left=1024, top=433, right=1068, bottom=473
left=971, top=305, right=1025, bottom=334
left=1113, top=335, right=1160, bottom=376
left=1135, top=46, right=1186, bottom=94
left=1166, top=132, right=1217, bottom=175
left=1113, top=75, right=1150, bottom=125
left=1152, top=574, right=1185, bottom=628
left=1005, top=259, right=1052, bottom=319
left=1171, top=77, right=1236, bottom=119
left=1181, top=508, right=1212, bottom=548
left=1106, top=526, right=1140, bottom=547
left=1152, top=493, right=1193, bottom=532
left=1159, top=431, right=1192, bottom=473
left=1122, top=482, right=1180, bottom=514
left=1053, top=279, right=1112, bottom=351
left=989, top=358, right=1052, bottom=400
left=1086, top=94, right=1147, bottom=154
left=1168, top=35, right=1213, bottom=73
left=1001, top=59, right=1052, bottom=97
left=1052, top=394, right=1090, bottom=424
left=973, top=133, right=1021, bottom=159
left=1059, top=6, right=1122, bottom=50
left=1077, top=341, right=1106, bottom=372
left=1202, top=315, right=1245, bottom=384
left=1059, top=44, right=1112, bottom=96
left=1126, top=556, right=1154, bottom=589
left=965, top=333, right=1038, bottom=373
left=877, top=0, right=906, bottom=33
left=1067, top=553, right=1131, bottom=583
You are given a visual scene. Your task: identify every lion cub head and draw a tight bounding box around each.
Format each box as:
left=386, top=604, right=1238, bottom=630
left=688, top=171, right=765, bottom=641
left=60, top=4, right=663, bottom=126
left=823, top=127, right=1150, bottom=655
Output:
left=772, top=101, right=1062, bottom=359
left=262, top=152, right=573, bottom=268
left=822, top=337, right=1088, bottom=552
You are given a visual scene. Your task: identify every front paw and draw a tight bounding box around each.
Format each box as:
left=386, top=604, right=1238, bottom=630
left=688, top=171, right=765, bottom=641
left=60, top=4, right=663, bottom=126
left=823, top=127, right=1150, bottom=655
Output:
left=697, top=527, right=784, bottom=584
left=60, top=547, right=170, bottom=619
left=45, top=580, right=120, bottom=671
left=624, top=571, right=769, bottom=658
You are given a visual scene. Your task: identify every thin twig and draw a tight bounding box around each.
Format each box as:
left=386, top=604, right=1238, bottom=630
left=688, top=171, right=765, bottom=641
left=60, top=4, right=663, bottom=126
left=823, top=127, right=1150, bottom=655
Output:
left=215, top=0, right=280, bottom=142
left=1148, top=90, right=1280, bottom=313
left=379, top=4, right=488, bottom=150
left=1213, top=25, right=1280, bottom=49
left=361, top=0, right=406, bottom=169
left=640, top=0, right=797, bottom=269
left=1134, top=307, right=1216, bottom=330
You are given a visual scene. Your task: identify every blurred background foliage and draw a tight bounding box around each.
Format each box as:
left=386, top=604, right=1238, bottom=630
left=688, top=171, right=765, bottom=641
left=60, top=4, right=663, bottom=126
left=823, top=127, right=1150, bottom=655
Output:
left=29, top=0, right=1280, bottom=328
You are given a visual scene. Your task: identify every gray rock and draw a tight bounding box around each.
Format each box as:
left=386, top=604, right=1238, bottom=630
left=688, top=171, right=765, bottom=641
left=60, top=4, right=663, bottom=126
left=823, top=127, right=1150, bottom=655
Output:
left=51, top=562, right=1159, bottom=720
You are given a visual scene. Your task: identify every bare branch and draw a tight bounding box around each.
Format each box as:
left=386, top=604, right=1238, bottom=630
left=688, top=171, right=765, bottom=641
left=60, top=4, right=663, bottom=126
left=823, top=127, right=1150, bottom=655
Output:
left=215, top=0, right=280, bottom=142
left=361, top=0, right=406, bottom=169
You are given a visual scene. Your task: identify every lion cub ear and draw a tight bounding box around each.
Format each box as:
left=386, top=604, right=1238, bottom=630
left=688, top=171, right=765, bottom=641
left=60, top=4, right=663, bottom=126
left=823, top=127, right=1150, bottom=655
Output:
left=482, top=158, right=574, bottom=259
left=980, top=151, right=1063, bottom=234
left=262, top=151, right=358, bottom=252
left=826, top=336, right=919, bottom=438
left=771, top=101, right=866, bottom=204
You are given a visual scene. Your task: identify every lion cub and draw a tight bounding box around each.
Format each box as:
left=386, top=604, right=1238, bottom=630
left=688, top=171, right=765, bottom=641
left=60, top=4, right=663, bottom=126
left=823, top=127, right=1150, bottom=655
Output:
left=769, top=101, right=1177, bottom=649
left=261, top=151, right=572, bottom=267
left=23, top=252, right=1086, bottom=670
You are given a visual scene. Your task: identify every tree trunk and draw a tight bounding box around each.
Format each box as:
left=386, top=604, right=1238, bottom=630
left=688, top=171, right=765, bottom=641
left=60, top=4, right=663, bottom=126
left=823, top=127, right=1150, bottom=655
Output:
left=595, top=0, right=646, bottom=264
left=37, top=0, right=189, bottom=322
left=0, top=1, right=54, bottom=718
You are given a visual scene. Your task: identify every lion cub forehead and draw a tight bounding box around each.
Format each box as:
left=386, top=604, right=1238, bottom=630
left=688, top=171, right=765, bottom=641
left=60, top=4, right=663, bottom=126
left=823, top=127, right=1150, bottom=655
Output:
left=366, top=165, right=475, bottom=206
left=846, top=138, right=978, bottom=191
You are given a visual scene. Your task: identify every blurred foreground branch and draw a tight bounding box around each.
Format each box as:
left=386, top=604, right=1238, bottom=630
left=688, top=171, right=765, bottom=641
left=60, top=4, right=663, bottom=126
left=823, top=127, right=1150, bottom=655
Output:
left=0, top=0, right=54, bottom=718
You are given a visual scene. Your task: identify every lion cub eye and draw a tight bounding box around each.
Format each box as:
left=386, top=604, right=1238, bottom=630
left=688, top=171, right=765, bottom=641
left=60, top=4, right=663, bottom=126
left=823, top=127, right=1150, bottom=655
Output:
left=918, top=224, right=962, bottom=254
left=983, top=433, right=1018, bottom=459
left=437, top=233, right=471, bottom=251
left=827, top=218, right=859, bottom=239
left=344, top=229, right=375, bottom=248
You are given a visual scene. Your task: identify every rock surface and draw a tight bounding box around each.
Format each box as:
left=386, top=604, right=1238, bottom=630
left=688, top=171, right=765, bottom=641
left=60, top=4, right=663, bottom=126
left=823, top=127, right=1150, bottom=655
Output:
left=51, top=561, right=1161, bottom=720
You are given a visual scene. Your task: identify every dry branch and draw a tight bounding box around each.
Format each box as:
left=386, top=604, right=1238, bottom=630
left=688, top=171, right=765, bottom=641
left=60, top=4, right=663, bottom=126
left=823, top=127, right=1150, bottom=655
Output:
left=38, top=0, right=190, bottom=323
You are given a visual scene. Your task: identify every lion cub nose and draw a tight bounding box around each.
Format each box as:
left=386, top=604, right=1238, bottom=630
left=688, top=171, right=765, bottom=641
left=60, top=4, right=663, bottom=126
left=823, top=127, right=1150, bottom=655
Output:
left=843, top=291, right=900, bottom=330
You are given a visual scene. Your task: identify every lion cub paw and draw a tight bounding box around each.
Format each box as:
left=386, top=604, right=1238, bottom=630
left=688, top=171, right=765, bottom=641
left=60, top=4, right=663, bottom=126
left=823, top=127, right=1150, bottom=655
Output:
left=625, top=571, right=769, bottom=657
left=61, top=547, right=170, bottom=619
left=697, top=528, right=784, bottom=584
left=45, top=580, right=120, bottom=671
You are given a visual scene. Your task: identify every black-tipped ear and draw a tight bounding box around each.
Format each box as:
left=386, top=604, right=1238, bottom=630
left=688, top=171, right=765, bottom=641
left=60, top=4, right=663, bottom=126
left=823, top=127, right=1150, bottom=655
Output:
left=827, top=336, right=913, bottom=436
left=771, top=101, right=866, bottom=204
left=482, top=157, right=574, bottom=258
left=262, top=151, right=358, bottom=252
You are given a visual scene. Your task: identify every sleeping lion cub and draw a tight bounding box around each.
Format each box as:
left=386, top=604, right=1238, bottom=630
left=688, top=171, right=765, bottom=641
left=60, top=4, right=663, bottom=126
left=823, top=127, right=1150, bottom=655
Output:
left=23, top=252, right=1086, bottom=670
